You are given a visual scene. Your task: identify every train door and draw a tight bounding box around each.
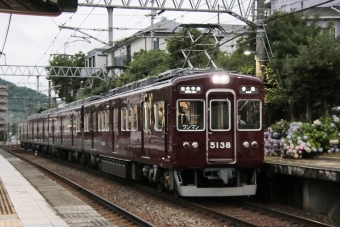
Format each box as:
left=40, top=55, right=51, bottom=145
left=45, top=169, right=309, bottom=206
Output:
left=206, top=89, right=236, bottom=163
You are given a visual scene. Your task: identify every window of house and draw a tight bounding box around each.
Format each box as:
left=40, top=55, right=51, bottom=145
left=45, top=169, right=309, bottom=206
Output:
left=153, top=38, right=159, bottom=50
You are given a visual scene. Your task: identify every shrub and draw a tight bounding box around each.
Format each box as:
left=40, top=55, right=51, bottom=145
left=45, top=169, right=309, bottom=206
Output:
left=264, top=116, right=340, bottom=158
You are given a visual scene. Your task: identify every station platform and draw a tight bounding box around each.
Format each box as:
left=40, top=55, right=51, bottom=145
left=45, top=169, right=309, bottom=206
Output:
left=263, top=155, right=340, bottom=221
left=264, top=155, right=340, bottom=182
left=0, top=149, right=114, bottom=227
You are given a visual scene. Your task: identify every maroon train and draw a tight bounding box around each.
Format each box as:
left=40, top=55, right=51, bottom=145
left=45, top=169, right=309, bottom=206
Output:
left=19, top=68, right=264, bottom=197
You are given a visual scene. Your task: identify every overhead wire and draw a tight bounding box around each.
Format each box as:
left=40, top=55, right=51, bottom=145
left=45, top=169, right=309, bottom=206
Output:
left=0, top=14, right=12, bottom=61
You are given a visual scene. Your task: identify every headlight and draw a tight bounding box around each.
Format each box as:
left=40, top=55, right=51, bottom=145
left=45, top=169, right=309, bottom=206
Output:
left=212, top=74, right=229, bottom=84
left=192, top=142, right=198, bottom=148
left=243, top=141, right=250, bottom=148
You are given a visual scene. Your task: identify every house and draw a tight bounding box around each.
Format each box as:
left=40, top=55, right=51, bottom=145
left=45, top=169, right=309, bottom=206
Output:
left=103, top=17, right=181, bottom=77
left=85, top=46, right=110, bottom=68
left=267, top=0, right=340, bottom=37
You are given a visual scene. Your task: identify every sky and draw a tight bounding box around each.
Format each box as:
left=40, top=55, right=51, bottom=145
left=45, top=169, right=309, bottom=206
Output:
left=0, top=1, right=246, bottom=97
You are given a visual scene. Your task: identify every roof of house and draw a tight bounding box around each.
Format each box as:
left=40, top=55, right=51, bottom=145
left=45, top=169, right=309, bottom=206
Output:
left=302, top=5, right=340, bottom=18
left=103, top=18, right=180, bottom=53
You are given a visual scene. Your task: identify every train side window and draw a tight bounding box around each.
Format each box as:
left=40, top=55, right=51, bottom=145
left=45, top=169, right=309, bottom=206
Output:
left=103, top=110, right=109, bottom=131
left=143, top=102, right=151, bottom=132
left=154, top=101, right=164, bottom=131
left=210, top=100, right=230, bottom=131
left=75, top=116, right=80, bottom=132
left=113, top=109, right=118, bottom=131
left=98, top=112, right=102, bottom=132
left=127, top=108, right=131, bottom=131
left=237, top=99, right=261, bottom=130
left=177, top=100, right=204, bottom=131
left=92, top=112, right=97, bottom=132
left=132, top=106, right=138, bottom=131
left=84, top=115, right=88, bottom=132
left=121, top=108, right=127, bottom=131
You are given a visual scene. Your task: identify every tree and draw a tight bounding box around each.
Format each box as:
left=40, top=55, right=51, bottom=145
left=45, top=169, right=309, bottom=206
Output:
left=167, top=28, right=220, bottom=69
left=282, top=31, right=340, bottom=120
left=47, top=52, right=86, bottom=103
left=264, top=11, right=323, bottom=122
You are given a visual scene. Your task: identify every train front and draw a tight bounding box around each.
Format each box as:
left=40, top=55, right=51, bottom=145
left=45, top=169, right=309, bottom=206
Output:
left=169, top=71, right=264, bottom=197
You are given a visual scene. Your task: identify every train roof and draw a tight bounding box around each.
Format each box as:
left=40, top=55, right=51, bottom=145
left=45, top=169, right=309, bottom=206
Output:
left=25, top=68, right=260, bottom=120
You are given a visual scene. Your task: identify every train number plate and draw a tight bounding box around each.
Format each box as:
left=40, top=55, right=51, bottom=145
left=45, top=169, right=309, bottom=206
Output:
left=210, top=142, right=231, bottom=149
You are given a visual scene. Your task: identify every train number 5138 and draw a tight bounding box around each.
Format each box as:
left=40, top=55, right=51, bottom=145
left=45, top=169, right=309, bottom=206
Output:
left=210, top=142, right=231, bottom=149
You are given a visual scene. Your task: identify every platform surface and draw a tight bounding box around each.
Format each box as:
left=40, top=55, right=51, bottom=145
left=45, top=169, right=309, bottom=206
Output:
left=0, top=149, right=114, bottom=227
left=0, top=153, right=69, bottom=227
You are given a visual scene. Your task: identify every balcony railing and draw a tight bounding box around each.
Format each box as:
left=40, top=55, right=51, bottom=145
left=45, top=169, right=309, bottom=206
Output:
left=114, top=54, right=131, bottom=67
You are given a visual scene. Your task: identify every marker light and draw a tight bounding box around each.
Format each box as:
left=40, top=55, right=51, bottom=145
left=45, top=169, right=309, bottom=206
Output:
left=183, top=142, right=190, bottom=148
left=212, top=74, right=229, bottom=84
left=192, top=142, right=198, bottom=149
left=251, top=141, right=258, bottom=148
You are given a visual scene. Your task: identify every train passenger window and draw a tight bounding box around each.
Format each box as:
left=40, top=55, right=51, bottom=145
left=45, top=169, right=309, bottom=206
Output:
left=237, top=99, right=261, bottom=130
left=210, top=100, right=230, bottom=131
left=127, top=108, right=132, bottom=131
left=113, top=109, right=118, bottom=131
left=92, top=112, right=97, bottom=132
left=132, top=106, right=138, bottom=131
left=177, top=100, right=204, bottom=131
left=98, top=112, right=102, bottom=132
left=121, top=108, right=127, bottom=131
left=84, top=114, right=89, bottom=132
left=154, top=101, right=164, bottom=131
left=75, top=116, right=80, bottom=132
left=143, top=102, right=151, bottom=132
left=103, top=110, right=109, bottom=131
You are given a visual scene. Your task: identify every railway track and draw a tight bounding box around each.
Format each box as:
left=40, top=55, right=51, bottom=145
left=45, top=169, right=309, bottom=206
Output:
left=3, top=145, right=334, bottom=227
left=3, top=146, right=155, bottom=227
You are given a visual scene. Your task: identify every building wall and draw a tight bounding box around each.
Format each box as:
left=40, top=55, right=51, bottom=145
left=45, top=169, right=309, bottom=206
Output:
left=0, top=86, right=8, bottom=132
left=270, top=0, right=340, bottom=13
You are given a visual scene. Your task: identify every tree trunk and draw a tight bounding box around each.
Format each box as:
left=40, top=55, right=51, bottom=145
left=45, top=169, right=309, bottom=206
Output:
left=324, top=99, right=329, bottom=117
left=289, top=102, right=295, bottom=122
left=306, top=101, right=312, bottom=121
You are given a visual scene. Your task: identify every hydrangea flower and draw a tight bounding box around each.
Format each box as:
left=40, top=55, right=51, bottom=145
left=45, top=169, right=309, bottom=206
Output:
left=313, top=119, right=322, bottom=126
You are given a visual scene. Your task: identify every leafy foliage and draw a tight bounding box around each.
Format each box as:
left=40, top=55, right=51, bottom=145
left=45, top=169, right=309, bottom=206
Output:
left=47, top=52, right=86, bottom=103
left=0, top=78, right=48, bottom=117
left=265, top=116, right=340, bottom=159
left=167, top=28, right=220, bottom=69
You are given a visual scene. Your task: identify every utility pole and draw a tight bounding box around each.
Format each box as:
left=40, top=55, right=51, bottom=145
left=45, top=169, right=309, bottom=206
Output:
left=107, top=7, right=113, bottom=46
left=256, top=0, right=265, bottom=76
left=150, top=0, right=156, bottom=50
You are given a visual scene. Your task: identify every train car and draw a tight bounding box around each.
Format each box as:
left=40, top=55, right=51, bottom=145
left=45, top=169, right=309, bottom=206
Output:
left=19, top=68, right=264, bottom=197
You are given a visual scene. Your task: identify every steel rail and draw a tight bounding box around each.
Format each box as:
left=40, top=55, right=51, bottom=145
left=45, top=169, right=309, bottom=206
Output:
left=6, top=148, right=156, bottom=227
left=243, top=202, right=333, bottom=227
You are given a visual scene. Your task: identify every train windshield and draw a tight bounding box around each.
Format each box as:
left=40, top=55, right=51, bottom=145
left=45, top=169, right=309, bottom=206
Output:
left=237, top=99, right=261, bottom=130
left=177, top=100, right=204, bottom=130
